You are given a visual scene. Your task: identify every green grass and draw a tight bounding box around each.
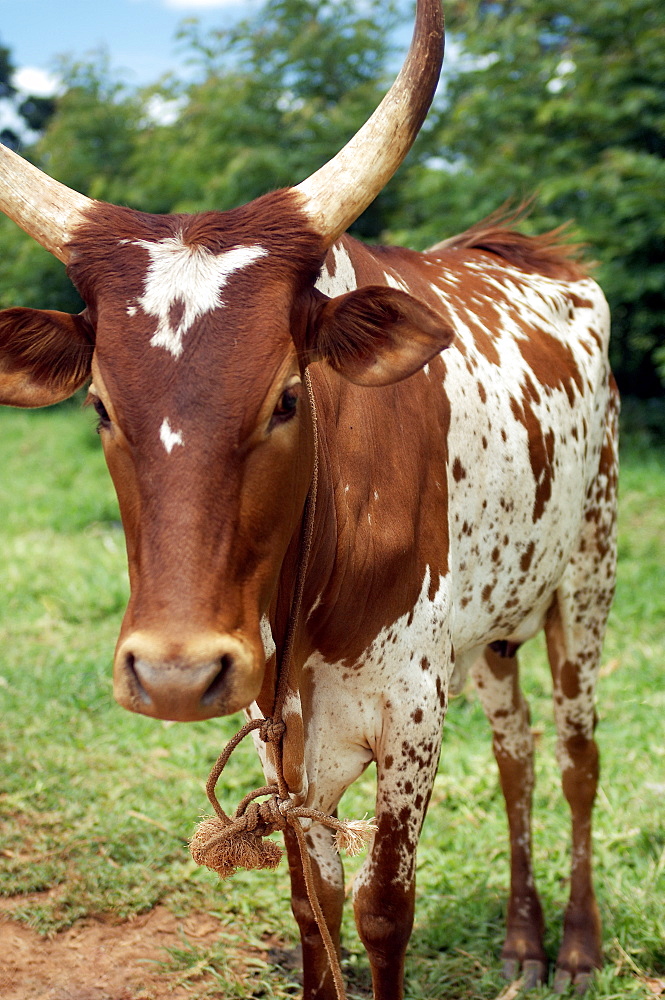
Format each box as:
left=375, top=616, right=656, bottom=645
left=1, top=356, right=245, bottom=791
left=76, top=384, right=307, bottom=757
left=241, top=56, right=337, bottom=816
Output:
left=0, top=403, right=663, bottom=999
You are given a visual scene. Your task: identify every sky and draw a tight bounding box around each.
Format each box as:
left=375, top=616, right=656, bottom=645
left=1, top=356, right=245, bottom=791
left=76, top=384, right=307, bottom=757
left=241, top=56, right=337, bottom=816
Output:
left=1, top=0, right=256, bottom=95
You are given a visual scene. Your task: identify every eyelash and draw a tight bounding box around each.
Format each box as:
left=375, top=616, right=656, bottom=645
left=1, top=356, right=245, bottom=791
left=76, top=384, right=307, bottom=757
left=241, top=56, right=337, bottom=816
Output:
left=269, top=386, right=299, bottom=429
left=92, top=396, right=111, bottom=431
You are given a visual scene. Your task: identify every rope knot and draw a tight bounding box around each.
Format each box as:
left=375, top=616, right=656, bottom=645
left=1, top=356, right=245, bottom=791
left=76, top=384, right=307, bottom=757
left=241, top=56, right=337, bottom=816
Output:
left=278, top=796, right=295, bottom=816
left=259, top=718, right=286, bottom=744
left=242, top=796, right=289, bottom=836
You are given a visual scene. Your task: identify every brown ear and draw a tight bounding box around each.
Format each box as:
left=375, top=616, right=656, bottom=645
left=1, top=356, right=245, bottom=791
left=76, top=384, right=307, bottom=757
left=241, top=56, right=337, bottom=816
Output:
left=309, top=285, right=454, bottom=386
left=0, top=307, right=94, bottom=407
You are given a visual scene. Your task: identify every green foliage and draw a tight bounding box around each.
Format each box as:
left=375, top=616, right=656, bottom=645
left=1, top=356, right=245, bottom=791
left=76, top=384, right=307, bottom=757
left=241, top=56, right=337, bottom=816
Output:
left=33, top=52, right=142, bottom=203
left=17, top=95, right=56, bottom=133
left=0, top=215, right=82, bottom=311
left=0, top=407, right=664, bottom=997
left=0, top=40, right=16, bottom=99
left=128, top=0, right=400, bottom=229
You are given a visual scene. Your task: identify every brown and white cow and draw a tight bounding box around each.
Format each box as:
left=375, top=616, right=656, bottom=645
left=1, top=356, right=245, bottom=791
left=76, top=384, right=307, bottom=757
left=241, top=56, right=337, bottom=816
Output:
left=0, top=1, right=618, bottom=996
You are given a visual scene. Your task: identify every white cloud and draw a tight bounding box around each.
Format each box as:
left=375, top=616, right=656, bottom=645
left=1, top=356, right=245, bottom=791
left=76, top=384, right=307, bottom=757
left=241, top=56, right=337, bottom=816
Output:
left=144, top=93, right=186, bottom=126
left=14, top=67, right=60, bottom=98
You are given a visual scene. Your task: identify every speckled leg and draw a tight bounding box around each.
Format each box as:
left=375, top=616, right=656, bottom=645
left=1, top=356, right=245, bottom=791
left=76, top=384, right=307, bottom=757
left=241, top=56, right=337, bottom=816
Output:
left=352, top=690, right=446, bottom=1000
left=284, top=823, right=344, bottom=1000
left=544, top=411, right=618, bottom=994
left=545, top=591, right=606, bottom=994
left=473, top=647, right=547, bottom=989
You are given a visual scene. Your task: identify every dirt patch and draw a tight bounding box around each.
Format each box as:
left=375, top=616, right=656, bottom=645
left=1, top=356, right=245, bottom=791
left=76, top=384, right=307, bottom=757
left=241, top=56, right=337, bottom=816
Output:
left=0, top=904, right=257, bottom=1000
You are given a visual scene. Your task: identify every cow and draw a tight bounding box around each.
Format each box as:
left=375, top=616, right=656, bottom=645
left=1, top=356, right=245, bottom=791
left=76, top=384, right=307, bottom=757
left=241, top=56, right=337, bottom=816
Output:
left=0, top=0, right=618, bottom=997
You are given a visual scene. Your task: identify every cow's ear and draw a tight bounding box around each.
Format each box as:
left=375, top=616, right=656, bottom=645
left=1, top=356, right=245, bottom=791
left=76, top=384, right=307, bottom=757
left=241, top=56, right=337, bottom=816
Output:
left=0, top=307, right=94, bottom=407
left=308, top=285, right=454, bottom=387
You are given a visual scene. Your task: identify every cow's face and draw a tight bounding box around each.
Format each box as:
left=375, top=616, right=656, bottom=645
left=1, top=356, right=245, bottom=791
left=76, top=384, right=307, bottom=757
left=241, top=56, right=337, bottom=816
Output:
left=90, top=250, right=311, bottom=720
left=0, top=194, right=453, bottom=721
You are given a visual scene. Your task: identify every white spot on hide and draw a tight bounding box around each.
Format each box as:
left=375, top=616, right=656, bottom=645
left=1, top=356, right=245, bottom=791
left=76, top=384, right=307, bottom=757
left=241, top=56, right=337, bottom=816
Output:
left=160, top=417, right=184, bottom=454
left=383, top=271, right=410, bottom=293
left=134, top=236, right=267, bottom=358
left=307, top=593, right=323, bottom=622
left=260, top=615, right=276, bottom=659
left=315, top=242, right=357, bottom=297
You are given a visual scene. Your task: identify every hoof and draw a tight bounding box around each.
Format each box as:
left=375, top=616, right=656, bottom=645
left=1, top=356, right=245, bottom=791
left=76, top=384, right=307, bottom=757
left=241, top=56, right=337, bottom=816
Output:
left=553, top=966, right=595, bottom=995
left=573, top=971, right=594, bottom=995
left=553, top=968, right=571, bottom=993
left=502, top=957, right=547, bottom=990
left=502, top=958, right=520, bottom=981
left=523, top=959, right=547, bottom=990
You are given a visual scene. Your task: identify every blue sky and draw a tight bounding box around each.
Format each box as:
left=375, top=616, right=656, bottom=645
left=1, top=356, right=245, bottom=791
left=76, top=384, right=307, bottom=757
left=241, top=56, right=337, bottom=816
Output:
left=1, top=0, right=255, bottom=93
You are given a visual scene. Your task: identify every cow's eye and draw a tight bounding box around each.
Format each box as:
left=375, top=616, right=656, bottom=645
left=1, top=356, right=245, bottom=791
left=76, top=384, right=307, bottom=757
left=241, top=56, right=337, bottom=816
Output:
left=92, top=396, right=111, bottom=429
left=270, top=384, right=300, bottom=428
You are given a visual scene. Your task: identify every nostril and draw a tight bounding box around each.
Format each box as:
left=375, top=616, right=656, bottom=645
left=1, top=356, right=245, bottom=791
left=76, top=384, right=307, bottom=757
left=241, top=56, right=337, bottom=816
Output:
left=201, top=653, right=233, bottom=706
left=125, top=651, right=150, bottom=704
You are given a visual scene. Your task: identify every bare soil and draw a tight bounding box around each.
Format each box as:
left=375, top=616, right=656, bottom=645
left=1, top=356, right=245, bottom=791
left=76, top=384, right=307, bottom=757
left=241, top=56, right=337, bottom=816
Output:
left=0, top=901, right=252, bottom=1000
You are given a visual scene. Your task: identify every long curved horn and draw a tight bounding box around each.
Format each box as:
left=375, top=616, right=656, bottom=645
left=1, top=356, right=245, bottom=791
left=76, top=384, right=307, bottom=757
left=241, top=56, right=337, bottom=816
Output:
left=294, top=0, right=444, bottom=245
left=0, top=143, right=94, bottom=264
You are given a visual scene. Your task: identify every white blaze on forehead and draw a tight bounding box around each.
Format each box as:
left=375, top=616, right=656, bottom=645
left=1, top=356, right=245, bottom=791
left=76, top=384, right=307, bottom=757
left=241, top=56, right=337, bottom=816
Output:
left=132, top=235, right=268, bottom=358
left=160, top=417, right=184, bottom=454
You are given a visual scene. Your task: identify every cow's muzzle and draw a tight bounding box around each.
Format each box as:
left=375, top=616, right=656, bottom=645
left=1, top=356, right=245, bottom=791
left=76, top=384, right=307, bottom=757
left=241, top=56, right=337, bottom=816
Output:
left=113, top=630, right=262, bottom=721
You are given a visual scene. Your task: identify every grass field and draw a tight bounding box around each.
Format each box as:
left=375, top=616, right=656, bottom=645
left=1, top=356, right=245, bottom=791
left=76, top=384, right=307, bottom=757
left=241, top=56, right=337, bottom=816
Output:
left=0, top=402, right=663, bottom=999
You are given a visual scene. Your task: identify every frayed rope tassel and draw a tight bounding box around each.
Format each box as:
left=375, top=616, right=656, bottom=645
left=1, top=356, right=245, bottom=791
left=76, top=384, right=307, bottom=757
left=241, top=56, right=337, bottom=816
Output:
left=333, top=817, right=377, bottom=857
left=190, top=806, right=377, bottom=880
left=190, top=815, right=283, bottom=878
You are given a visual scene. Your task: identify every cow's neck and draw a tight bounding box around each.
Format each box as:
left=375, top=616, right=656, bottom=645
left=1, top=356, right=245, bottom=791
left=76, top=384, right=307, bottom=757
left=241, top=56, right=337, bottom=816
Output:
left=295, top=363, right=450, bottom=669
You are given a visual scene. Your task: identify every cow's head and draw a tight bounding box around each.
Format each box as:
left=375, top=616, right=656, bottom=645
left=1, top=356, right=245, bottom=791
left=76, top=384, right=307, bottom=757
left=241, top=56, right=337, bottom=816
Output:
left=0, top=0, right=449, bottom=722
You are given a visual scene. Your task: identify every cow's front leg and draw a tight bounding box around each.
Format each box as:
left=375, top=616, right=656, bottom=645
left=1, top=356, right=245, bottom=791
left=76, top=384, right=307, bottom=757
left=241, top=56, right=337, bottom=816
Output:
left=353, top=698, right=445, bottom=1000
left=283, top=821, right=345, bottom=1000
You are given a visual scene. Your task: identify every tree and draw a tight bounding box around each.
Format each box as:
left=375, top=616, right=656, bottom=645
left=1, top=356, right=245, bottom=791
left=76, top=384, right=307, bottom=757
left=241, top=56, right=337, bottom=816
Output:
left=17, top=94, right=56, bottom=133
left=32, top=53, right=141, bottom=202
left=0, top=37, right=56, bottom=149
left=389, top=0, right=665, bottom=397
left=129, top=0, right=402, bottom=236
left=0, top=41, right=18, bottom=150
left=0, top=41, right=16, bottom=100
left=0, top=39, right=75, bottom=310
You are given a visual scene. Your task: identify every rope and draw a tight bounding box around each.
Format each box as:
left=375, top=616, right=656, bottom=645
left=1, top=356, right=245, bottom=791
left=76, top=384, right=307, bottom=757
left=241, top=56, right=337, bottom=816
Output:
left=190, top=371, right=375, bottom=1000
